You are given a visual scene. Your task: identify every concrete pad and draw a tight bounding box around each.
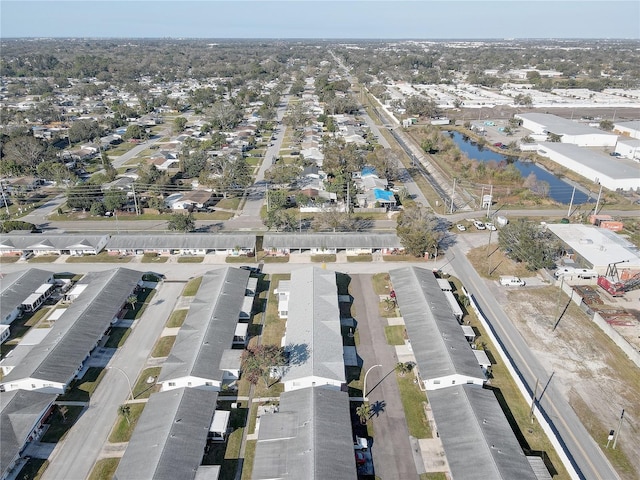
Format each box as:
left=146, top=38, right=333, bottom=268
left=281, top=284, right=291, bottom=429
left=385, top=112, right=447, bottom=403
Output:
left=386, top=317, right=405, bottom=326
left=419, top=438, right=450, bottom=474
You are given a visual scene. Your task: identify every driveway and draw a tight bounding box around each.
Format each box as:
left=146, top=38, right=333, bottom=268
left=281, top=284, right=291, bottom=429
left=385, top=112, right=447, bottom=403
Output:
left=350, top=274, right=421, bottom=479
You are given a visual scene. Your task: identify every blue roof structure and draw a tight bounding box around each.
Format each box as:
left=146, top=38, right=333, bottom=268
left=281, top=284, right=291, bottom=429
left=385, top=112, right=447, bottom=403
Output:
left=361, top=166, right=376, bottom=177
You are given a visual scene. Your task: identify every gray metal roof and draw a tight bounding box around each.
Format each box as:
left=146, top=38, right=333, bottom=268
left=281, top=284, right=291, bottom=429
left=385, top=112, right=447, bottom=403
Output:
left=114, top=387, right=218, bottom=480
left=263, top=232, right=402, bottom=249
left=1, top=390, right=57, bottom=477
left=428, top=385, right=537, bottom=480
left=282, top=267, right=345, bottom=386
left=158, top=268, right=250, bottom=384
left=518, top=113, right=618, bottom=137
left=0, top=268, right=53, bottom=324
left=0, top=234, right=108, bottom=251
left=613, top=120, right=640, bottom=132
left=389, top=267, right=483, bottom=381
left=252, top=387, right=357, bottom=480
left=538, top=142, right=640, bottom=180
left=1, top=268, right=141, bottom=386
left=106, top=233, right=256, bottom=250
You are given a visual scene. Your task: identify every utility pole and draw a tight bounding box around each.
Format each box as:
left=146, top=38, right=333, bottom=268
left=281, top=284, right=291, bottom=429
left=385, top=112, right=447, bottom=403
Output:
left=486, top=184, right=493, bottom=218
left=480, top=185, right=485, bottom=210
left=567, top=186, right=576, bottom=217
left=449, top=178, right=456, bottom=214
left=346, top=181, right=350, bottom=216
left=131, top=183, right=140, bottom=216
left=0, top=184, right=10, bottom=216
left=613, top=409, right=625, bottom=449
left=594, top=184, right=603, bottom=215
left=529, top=378, right=539, bottom=423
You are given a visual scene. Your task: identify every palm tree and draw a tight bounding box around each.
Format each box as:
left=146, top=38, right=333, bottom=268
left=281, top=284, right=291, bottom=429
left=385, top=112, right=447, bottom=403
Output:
left=383, top=297, right=396, bottom=312
left=119, top=405, right=131, bottom=426
left=126, top=294, right=137, bottom=310
left=356, top=404, right=371, bottom=425
left=395, top=362, right=414, bottom=376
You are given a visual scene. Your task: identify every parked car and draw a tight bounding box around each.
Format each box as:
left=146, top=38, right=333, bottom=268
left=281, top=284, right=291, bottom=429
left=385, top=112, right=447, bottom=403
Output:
left=240, top=266, right=261, bottom=274
left=473, top=220, right=486, bottom=230
left=456, top=224, right=466, bottom=231
left=499, top=276, right=526, bottom=287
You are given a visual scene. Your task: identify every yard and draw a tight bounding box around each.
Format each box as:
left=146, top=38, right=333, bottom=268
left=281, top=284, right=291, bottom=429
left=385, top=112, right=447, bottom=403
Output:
left=182, top=276, right=203, bottom=296
left=166, top=309, right=188, bottom=328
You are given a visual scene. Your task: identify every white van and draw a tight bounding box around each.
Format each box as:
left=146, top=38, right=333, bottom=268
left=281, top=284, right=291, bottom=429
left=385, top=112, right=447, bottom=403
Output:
left=499, top=276, right=525, bottom=287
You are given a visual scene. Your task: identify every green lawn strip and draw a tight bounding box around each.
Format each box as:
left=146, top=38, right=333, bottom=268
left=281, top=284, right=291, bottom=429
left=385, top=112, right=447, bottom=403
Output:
left=384, top=325, right=405, bottom=345
left=216, top=198, right=241, bottom=210
left=24, top=307, right=52, bottom=327
left=396, top=372, right=431, bottom=438
left=240, top=440, right=257, bottom=480
left=108, top=403, right=146, bottom=443
left=104, top=327, right=131, bottom=348
left=310, top=254, right=336, bottom=263
left=372, top=273, right=392, bottom=295
left=66, top=252, right=131, bottom=263
left=422, top=473, right=448, bottom=480
left=41, top=405, right=85, bottom=443
left=131, top=366, right=162, bottom=399
left=177, top=256, right=204, bottom=263
left=347, top=254, right=372, bottom=262
left=58, top=367, right=107, bottom=402
left=151, top=335, right=176, bottom=358
left=182, top=276, right=203, bottom=296
left=225, top=255, right=257, bottom=263
left=0, top=256, right=19, bottom=263
left=140, top=254, right=169, bottom=263
left=27, top=255, right=59, bottom=263
left=346, top=365, right=364, bottom=397
left=167, top=309, right=188, bottom=328
left=383, top=254, right=427, bottom=262
left=193, top=210, right=235, bottom=220
left=87, top=458, right=120, bottom=480
left=261, top=255, right=289, bottom=263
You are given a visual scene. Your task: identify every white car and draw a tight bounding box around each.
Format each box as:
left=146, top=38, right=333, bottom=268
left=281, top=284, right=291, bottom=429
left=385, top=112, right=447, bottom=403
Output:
left=473, top=220, right=486, bottom=230
left=456, top=224, right=466, bottom=232
left=499, top=276, right=526, bottom=287
left=485, top=222, right=497, bottom=231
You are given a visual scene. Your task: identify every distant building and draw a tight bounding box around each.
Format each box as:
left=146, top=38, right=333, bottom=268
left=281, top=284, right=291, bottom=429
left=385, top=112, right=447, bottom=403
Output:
left=516, top=113, right=617, bottom=147
left=613, top=120, right=640, bottom=139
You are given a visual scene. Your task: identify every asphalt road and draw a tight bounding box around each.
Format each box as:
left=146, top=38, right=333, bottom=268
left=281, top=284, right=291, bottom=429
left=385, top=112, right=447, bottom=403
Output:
left=349, top=274, right=420, bottom=479
left=448, top=243, right=619, bottom=480
left=41, top=281, right=185, bottom=480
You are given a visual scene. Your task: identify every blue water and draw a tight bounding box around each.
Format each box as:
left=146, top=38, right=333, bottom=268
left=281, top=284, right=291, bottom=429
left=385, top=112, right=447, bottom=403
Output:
left=446, top=131, right=592, bottom=205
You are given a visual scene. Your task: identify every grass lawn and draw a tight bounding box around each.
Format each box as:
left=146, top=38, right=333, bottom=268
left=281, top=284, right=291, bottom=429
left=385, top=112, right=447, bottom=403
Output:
left=423, top=473, right=448, bottom=480
left=310, top=254, right=336, bottom=263
left=66, top=252, right=131, bottom=263
left=347, top=254, right=372, bottom=262
left=108, top=403, right=146, bottom=443
left=104, top=327, right=131, bottom=348
left=151, top=335, right=176, bottom=358
left=240, top=440, right=257, bottom=480
left=141, top=254, right=169, bottom=264
left=41, top=405, right=85, bottom=443
left=15, top=458, right=48, bottom=480
left=372, top=272, right=392, bottom=295
left=383, top=254, right=426, bottom=262
left=225, top=255, right=257, bottom=263
left=261, top=255, right=289, bottom=263
left=261, top=273, right=289, bottom=347
left=132, top=366, right=161, bottom=399
left=396, top=372, right=431, bottom=438
left=182, top=276, right=203, bottom=296
left=466, top=245, right=535, bottom=281
left=384, top=325, right=406, bottom=345
left=58, top=367, right=107, bottom=402
left=87, top=458, right=120, bottom=480
left=216, top=197, right=241, bottom=210
left=177, top=256, right=204, bottom=263
left=123, top=287, right=155, bottom=320
left=0, top=256, right=19, bottom=263
left=28, top=255, right=59, bottom=263
left=167, top=309, right=188, bottom=328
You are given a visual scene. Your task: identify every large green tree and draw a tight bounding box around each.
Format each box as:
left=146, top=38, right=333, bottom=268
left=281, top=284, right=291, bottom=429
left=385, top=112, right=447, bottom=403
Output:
left=498, top=219, right=562, bottom=270
left=168, top=212, right=196, bottom=232
left=396, top=203, right=443, bottom=257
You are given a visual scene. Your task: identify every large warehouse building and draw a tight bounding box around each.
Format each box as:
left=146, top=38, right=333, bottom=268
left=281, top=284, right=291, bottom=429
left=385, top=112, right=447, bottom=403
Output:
left=536, top=142, right=640, bottom=191
left=515, top=113, right=617, bottom=147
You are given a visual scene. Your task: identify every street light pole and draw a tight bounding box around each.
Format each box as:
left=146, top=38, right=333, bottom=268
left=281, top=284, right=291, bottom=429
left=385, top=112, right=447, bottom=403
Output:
left=363, top=364, right=382, bottom=401
left=109, top=366, right=134, bottom=401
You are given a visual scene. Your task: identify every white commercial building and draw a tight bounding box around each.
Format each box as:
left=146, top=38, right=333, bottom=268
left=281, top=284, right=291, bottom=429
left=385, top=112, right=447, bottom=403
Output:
left=516, top=113, right=617, bottom=147
left=537, top=142, right=640, bottom=191
left=613, top=120, right=640, bottom=140
left=614, top=137, right=640, bottom=161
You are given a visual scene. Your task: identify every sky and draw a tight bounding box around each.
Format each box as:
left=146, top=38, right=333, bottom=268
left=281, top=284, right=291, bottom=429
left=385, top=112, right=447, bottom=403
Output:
left=1, top=0, right=639, bottom=39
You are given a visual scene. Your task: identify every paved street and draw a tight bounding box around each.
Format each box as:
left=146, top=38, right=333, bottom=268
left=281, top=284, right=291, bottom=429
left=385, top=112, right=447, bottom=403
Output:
left=349, top=274, right=419, bottom=479
left=41, top=281, right=185, bottom=480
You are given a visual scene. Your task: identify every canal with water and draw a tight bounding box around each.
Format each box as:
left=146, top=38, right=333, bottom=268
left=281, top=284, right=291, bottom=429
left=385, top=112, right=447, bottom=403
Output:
left=446, top=131, right=593, bottom=205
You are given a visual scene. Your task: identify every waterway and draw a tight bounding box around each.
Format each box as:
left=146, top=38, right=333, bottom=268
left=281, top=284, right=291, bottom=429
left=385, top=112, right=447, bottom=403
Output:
left=446, top=131, right=592, bottom=205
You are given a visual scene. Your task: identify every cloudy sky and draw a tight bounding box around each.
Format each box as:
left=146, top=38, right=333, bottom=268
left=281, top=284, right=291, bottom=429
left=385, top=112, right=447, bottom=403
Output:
left=2, top=1, right=639, bottom=39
